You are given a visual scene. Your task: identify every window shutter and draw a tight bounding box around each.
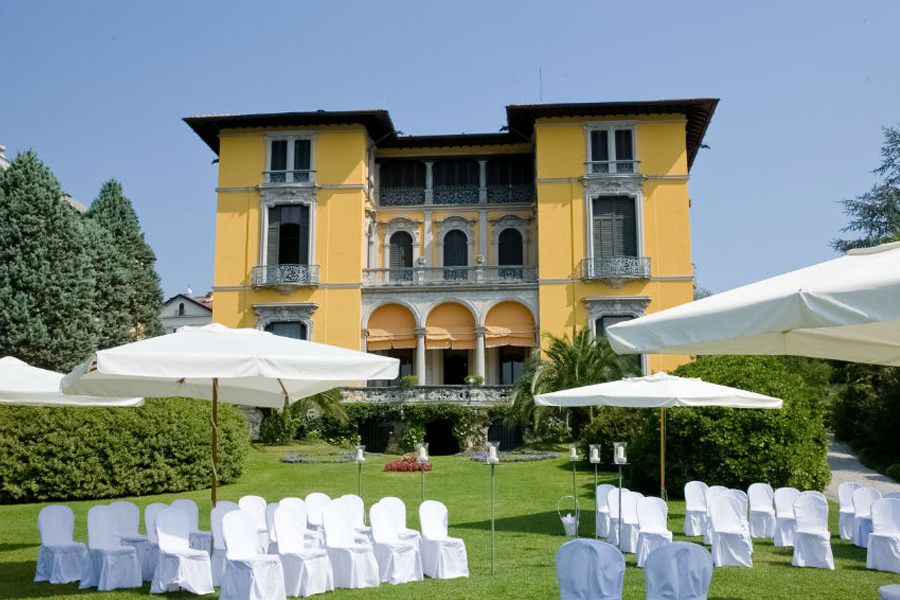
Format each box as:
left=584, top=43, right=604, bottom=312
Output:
left=498, top=229, right=524, bottom=265
left=614, top=130, right=634, bottom=161
left=590, top=130, right=609, bottom=161
left=270, top=140, right=287, bottom=171
left=294, top=140, right=311, bottom=170
left=443, top=230, right=468, bottom=266
left=297, top=204, right=310, bottom=265
left=266, top=206, right=280, bottom=265
left=592, top=196, right=637, bottom=259
left=390, top=232, right=413, bottom=268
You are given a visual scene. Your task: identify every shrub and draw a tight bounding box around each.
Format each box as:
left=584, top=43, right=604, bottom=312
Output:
left=626, top=356, right=830, bottom=496
left=578, top=407, right=649, bottom=459
left=259, top=407, right=296, bottom=445
left=885, top=464, right=900, bottom=483
left=0, top=397, right=249, bottom=503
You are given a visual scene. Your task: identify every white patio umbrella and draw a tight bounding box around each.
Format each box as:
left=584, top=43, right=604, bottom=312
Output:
left=606, top=242, right=900, bottom=366
left=62, top=323, right=399, bottom=503
left=534, top=372, right=783, bottom=496
left=0, top=356, right=142, bottom=407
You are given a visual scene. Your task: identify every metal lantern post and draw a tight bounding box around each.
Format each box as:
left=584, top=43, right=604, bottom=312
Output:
left=589, top=444, right=601, bottom=538
left=416, top=442, right=429, bottom=503
left=613, top=441, right=628, bottom=549
left=355, top=444, right=366, bottom=498
left=569, top=443, right=579, bottom=537
left=487, top=440, right=500, bottom=575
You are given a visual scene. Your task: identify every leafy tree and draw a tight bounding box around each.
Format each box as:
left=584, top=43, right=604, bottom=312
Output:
left=0, top=151, right=98, bottom=370
left=85, top=180, right=164, bottom=341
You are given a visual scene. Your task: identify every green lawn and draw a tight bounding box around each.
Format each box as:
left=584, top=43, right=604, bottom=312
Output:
left=1, top=443, right=896, bottom=599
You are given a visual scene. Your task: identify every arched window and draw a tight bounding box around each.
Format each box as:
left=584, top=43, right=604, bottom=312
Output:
left=498, top=228, right=524, bottom=279
left=389, top=231, right=413, bottom=281
left=177, top=302, right=185, bottom=316
left=443, top=230, right=468, bottom=281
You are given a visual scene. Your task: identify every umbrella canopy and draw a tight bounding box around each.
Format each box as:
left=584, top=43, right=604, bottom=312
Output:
left=534, top=372, right=783, bottom=409
left=606, top=242, right=900, bottom=366
left=0, top=356, right=142, bottom=407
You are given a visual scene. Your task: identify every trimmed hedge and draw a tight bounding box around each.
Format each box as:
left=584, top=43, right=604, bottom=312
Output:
left=625, top=356, right=830, bottom=495
left=0, top=397, right=249, bottom=503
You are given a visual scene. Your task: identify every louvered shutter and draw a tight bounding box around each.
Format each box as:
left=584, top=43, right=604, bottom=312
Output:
left=266, top=206, right=280, bottom=265
left=293, top=140, right=311, bottom=170
left=270, top=140, right=287, bottom=171
left=390, top=232, right=412, bottom=268
left=498, top=229, right=523, bottom=265
left=444, top=230, right=468, bottom=266
left=297, top=204, right=310, bottom=265
left=590, top=130, right=609, bottom=161
left=592, top=196, right=637, bottom=259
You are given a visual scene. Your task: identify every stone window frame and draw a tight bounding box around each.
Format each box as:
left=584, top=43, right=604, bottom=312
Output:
left=254, top=303, right=318, bottom=341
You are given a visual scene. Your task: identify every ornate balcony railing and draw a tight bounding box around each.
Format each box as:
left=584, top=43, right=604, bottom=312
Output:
left=342, top=385, right=513, bottom=407
left=433, top=185, right=480, bottom=205
left=379, top=186, right=426, bottom=206
left=264, top=170, right=315, bottom=184
left=486, top=184, right=534, bottom=203
left=581, top=256, right=650, bottom=286
left=363, top=265, right=537, bottom=287
left=585, top=161, right=640, bottom=175
left=252, top=264, right=320, bottom=288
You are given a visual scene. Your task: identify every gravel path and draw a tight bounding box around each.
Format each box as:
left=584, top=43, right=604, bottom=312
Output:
left=825, top=436, right=900, bottom=501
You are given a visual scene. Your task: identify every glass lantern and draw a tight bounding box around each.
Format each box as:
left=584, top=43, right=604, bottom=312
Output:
left=589, top=443, right=602, bottom=464
left=487, top=441, right=501, bottom=465
left=569, top=443, right=579, bottom=462
left=416, top=442, right=430, bottom=464
left=613, top=441, right=628, bottom=465
left=355, top=444, right=366, bottom=464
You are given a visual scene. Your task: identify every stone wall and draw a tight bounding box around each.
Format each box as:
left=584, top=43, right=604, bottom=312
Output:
left=340, top=385, right=512, bottom=407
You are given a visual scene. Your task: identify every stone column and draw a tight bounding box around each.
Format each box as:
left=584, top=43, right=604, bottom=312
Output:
left=478, top=159, right=487, bottom=203
left=475, top=327, right=486, bottom=380
left=416, top=328, right=427, bottom=385
left=424, top=161, right=434, bottom=205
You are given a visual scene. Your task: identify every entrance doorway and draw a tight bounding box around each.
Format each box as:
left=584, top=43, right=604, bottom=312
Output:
left=443, top=350, right=468, bottom=385
left=425, top=418, right=460, bottom=455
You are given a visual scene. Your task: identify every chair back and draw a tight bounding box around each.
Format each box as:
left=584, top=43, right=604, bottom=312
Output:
left=556, top=539, right=624, bottom=600
left=322, top=501, right=354, bottom=547
left=274, top=502, right=308, bottom=555
left=886, top=492, right=900, bottom=501
left=339, top=494, right=366, bottom=529
left=637, top=496, right=669, bottom=533
left=622, top=491, right=643, bottom=526
left=211, top=501, right=239, bottom=551
left=853, top=487, right=882, bottom=518
left=419, top=500, right=450, bottom=540
left=729, top=489, right=749, bottom=523
left=170, top=499, right=200, bottom=532
left=644, top=541, right=713, bottom=600
left=705, top=486, right=728, bottom=515
left=109, top=500, right=142, bottom=537
left=279, top=497, right=305, bottom=511
left=747, top=483, right=774, bottom=512
left=838, top=481, right=861, bottom=511
left=266, top=502, right=279, bottom=544
left=596, top=484, right=616, bottom=512
left=38, top=505, right=75, bottom=546
left=305, top=492, right=331, bottom=528
left=379, top=496, right=409, bottom=531
left=222, top=510, right=261, bottom=560
left=794, top=492, right=829, bottom=533
left=157, top=507, right=192, bottom=553
left=607, top=488, right=629, bottom=519
left=145, top=503, right=168, bottom=544
left=371, top=501, right=401, bottom=544
left=684, top=481, right=708, bottom=512
left=774, top=487, right=800, bottom=518
left=709, top=495, right=743, bottom=534
left=238, top=495, right=268, bottom=532
left=87, top=505, right=121, bottom=549
left=872, top=498, right=900, bottom=535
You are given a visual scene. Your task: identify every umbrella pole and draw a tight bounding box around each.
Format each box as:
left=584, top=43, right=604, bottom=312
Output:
left=211, top=378, right=219, bottom=507
left=659, top=408, right=666, bottom=500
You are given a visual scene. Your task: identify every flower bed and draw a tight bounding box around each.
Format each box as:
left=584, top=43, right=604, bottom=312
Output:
left=384, top=454, right=433, bottom=472
left=462, top=449, right=559, bottom=463
left=281, top=450, right=354, bottom=464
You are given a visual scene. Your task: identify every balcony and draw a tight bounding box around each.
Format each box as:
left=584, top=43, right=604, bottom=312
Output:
left=486, top=184, right=534, bottom=203
left=585, top=161, right=640, bottom=176
left=252, top=264, right=320, bottom=289
left=380, top=186, right=425, bottom=206
left=581, top=256, right=651, bottom=287
left=263, top=170, right=315, bottom=184
left=363, top=265, right=537, bottom=287
left=342, top=385, right=512, bottom=407
left=433, top=184, right=480, bottom=205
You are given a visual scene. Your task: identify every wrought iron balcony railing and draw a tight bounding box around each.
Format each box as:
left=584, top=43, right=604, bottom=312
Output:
left=485, top=184, right=535, bottom=203
left=581, top=256, right=651, bottom=283
left=585, top=161, right=640, bottom=175
left=379, top=186, right=426, bottom=206
left=263, top=170, right=315, bottom=184
left=252, top=264, right=320, bottom=288
left=363, top=265, right=537, bottom=287
left=433, top=185, right=480, bottom=205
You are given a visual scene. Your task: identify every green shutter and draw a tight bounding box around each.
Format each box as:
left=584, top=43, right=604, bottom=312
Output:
left=294, top=140, right=311, bottom=170
left=298, top=205, right=310, bottom=265
left=267, top=206, right=280, bottom=265
left=444, top=230, right=468, bottom=266
left=592, top=196, right=637, bottom=259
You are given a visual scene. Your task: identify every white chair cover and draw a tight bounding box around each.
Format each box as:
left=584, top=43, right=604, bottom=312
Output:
left=838, top=481, right=862, bottom=540
left=867, top=498, right=900, bottom=574
left=888, top=493, right=900, bottom=501
left=221, top=510, right=286, bottom=600
left=596, top=484, right=616, bottom=538
left=747, top=483, right=775, bottom=539
left=211, top=501, right=239, bottom=586
left=620, top=491, right=643, bottom=553
left=606, top=487, right=628, bottom=546
left=853, top=487, right=883, bottom=548
left=109, top=500, right=154, bottom=580
left=881, top=584, right=900, bottom=600
left=34, top=505, right=87, bottom=584
left=280, top=497, right=325, bottom=550
left=556, top=538, right=624, bottom=600
left=265, top=502, right=279, bottom=553
left=339, top=494, right=373, bottom=543
left=773, top=487, right=800, bottom=547
left=322, top=501, right=379, bottom=588
left=274, top=502, right=334, bottom=597
left=370, top=500, right=423, bottom=584
left=419, top=500, right=469, bottom=579
left=683, top=481, right=708, bottom=537
left=79, top=505, right=143, bottom=591
left=709, top=495, right=752, bottom=567
left=150, top=507, right=215, bottom=594
left=144, top=502, right=167, bottom=583
left=792, top=492, right=834, bottom=569
left=702, top=486, right=728, bottom=544
left=171, top=498, right=213, bottom=555
left=239, top=495, right=270, bottom=553
left=644, top=541, right=713, bottom=600
left=378, top=497, right=421, bottom=546
left=636, top=496, right=673, bottom=568
left=729, top=490, right=749, bottom=525
left=305, top=493, right=331, bottom=531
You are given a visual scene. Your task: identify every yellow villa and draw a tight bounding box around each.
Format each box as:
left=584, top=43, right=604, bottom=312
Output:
left=185, top=98, right=717, bottom=393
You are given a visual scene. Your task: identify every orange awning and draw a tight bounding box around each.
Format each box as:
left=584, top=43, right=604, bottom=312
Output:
left=425, top=302, right=475, bottom=350
left=484, top=301, right=536, bottom=348
left=366, top=304, right=417, bottom=351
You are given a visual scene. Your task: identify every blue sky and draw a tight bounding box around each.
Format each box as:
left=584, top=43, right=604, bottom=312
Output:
left=2, top=1, right=898, bottom=298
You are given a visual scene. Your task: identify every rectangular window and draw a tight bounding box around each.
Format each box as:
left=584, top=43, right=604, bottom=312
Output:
left=266, top=204, right=310, bottom=265
left=499, top=346, right=526, bottom=385
left=268, top=137, right=312, bottom=183
left=265, top=321, right=308, bottom=340
left=592, top=196, right=637, bottom=259
left=596, top=315, right=633, bottom=337
left=589, top=127, right=635, bottom=174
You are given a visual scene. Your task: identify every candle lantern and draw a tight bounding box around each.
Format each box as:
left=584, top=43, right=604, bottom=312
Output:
left=487, top=440, right=500, bottom=574
left=355, top=444, right=365, bottom=497
left=569, top=443, right=579, bottom=462
left=487, top=440, right=500, bottom=465
left=569, top=443, right=579, bottom=536
left=613, top=441, right=628, bottom=465
left=589, top=443, right=601, bottom=537
left=416, top=442, right=429, bottom=503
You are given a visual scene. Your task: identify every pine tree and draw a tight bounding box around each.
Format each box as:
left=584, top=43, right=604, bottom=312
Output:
left=81, top=217, right=134, bottom=349
left=85, top=180, right=164, bottom=341
left=0, top=151, right=99, bottom=370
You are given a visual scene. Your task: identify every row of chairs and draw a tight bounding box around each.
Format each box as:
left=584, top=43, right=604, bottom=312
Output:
left=836, top=482, right=900, bottom=573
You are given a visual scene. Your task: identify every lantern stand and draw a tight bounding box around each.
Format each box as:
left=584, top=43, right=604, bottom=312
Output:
left=354, top=444, right=366, bottom=498
left=613, top=441, right=628, bottom=549
left=487, top=441, right=500, bottom=575
left=416, top=442, right=429, bottom=504
left=589, top=444, right=601, bottom=538
left=569, top=443, right=579, bottom=538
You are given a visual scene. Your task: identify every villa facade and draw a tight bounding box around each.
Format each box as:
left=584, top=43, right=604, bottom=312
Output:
left=186, top=99, right=716, bottom=392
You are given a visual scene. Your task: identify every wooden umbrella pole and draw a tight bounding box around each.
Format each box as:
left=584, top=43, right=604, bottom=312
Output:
left=659, top=408, right=666, bottom=500
left=211, top=378, right=219, bottom=506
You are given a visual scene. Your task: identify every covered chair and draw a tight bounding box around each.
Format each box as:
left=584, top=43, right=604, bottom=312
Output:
left=747, top=483, right=775, bottom=539
left=322, top=500, right=379, bottom=589
left=150, top=507, right=215, bottom=594
left=238, top=495, right=270, bottom=552
left=305, top=493, right=331, bottom=532
left=338, top=494, right=373, bottom=543
left=773, top=487, right=800, bottom=547
left=211, top=501, right=239, bottom=586
left=265, top=502, right=279, bottom=553
left=144, top=502, right=168, bottom=583
left=274, top=502, right=334, bottom=597
left=838, top=481, right=861, bottom=540
left=280, top=497, right=324, bottom=550
left=853, top=487, right=883, bottom=548
left=708, top=495, right=752, bottom=568
left=702, top=486, right=728, bottom=544
left=171, top=498, right=212, bottom=555
left=34, top=505, right=87, bottom=584
left=867, top=498, right=900, bottom=574
left=419, top=500, right=469, bottom=579
left=644, top=541, right=713, bottom=600
left=110, top=500, right=154, bottom=580
left=221, top=511, right=286, bottom=600
left=596, top=484, right=616, bottom=538
left=636, top=496, right=673, bottom=568
left=370, top=500, right=423, bottom=584
left=620, top=491, right=643, bottom=553
left=791, top=492, right=834, bottom=569
left=556, top=539, right=624, bottom=600
left=377, top=497, right=421, bottom=546
left=683, top=481, right=708, bottom=537
left=607, top=488, right=627, bottom=546
left=79, top=505, right=143, bottom=591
